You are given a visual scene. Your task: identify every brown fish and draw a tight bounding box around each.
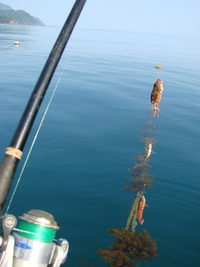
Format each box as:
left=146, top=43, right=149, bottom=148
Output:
left=137, top=196, right=148, bottom=225
left=151, top=79, right=163, bottom=117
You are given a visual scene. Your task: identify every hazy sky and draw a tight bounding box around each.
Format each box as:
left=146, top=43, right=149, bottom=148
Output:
left=1, top=0, right=200, bottom=38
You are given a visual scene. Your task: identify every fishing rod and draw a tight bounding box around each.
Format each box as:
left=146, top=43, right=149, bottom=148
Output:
left=0, top=0, right=87, bottom=218
left=0, top=0, right=87, bottom=266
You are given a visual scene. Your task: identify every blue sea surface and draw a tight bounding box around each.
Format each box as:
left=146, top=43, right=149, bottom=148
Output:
left=0, top=25, right=200, bottom=266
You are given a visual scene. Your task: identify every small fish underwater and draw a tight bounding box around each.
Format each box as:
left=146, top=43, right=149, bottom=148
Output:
left=137, top=196, right=148, bottom=225
left=151, top=79, right=163, bottom=117
left=143, top=142, right=154, bottom=161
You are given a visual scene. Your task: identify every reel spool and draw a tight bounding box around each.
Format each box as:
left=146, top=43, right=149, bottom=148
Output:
left=0, top=210, right=69, bottom=267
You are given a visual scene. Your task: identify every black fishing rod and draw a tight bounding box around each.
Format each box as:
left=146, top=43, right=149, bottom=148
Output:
left=0, top=0, right=87, bottom=218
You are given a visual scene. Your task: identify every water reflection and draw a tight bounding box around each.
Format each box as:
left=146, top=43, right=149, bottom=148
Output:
left=0, top=24, right=36, bottom=35
left=0, top=24, right=57, bottom=53
left=0, top=25, right=39, bottom=52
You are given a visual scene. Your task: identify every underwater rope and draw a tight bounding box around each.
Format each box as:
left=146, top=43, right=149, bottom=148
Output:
left=126, top=191, right=143, bottom=232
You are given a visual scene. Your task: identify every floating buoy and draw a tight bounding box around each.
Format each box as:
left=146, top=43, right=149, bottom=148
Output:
left=14, top=41, right=19, bottom=46
left=155, top=66, right=162, bottom=69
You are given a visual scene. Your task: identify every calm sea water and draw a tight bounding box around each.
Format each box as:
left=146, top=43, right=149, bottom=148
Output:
left=0, top=25, right=200, bottom=266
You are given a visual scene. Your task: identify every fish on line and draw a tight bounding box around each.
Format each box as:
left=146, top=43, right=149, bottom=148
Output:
left=151, top=79, right=163, bottom=117
left=143, top=143, right=154, bottom=161
left=137, top=196, right=148, bottom=225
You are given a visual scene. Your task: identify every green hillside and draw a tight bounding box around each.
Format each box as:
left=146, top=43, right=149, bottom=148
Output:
left=0, top=3, right=12, bottom=10
left=0, top=5, right=44, bottom=26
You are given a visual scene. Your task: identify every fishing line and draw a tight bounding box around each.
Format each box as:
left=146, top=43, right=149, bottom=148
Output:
left=13, top=228, right=35, bottom=235
left=4, top=42, right=76, bottom=215
left=4, top=2, right=91, bottom=215
left=155, top=66, right=162, bottom=79
left=15, top=219, right=57, bottom=242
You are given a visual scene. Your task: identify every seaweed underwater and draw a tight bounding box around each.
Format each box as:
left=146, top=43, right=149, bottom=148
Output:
left=124, top=117, right=157, bottom=232
left=81, top=77, right=163, bottom=266
left=94, top=117, right=158, bottom=266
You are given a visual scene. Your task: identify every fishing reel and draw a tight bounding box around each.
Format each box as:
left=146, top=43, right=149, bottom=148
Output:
left=0, top=210, right=69, bottom=267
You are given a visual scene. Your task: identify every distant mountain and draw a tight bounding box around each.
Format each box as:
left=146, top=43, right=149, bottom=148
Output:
left=0, top=3, right=12, bottom=10
left=0, top=2, right=44, bottom=26
left=34, top=17, right=44, bottom=25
